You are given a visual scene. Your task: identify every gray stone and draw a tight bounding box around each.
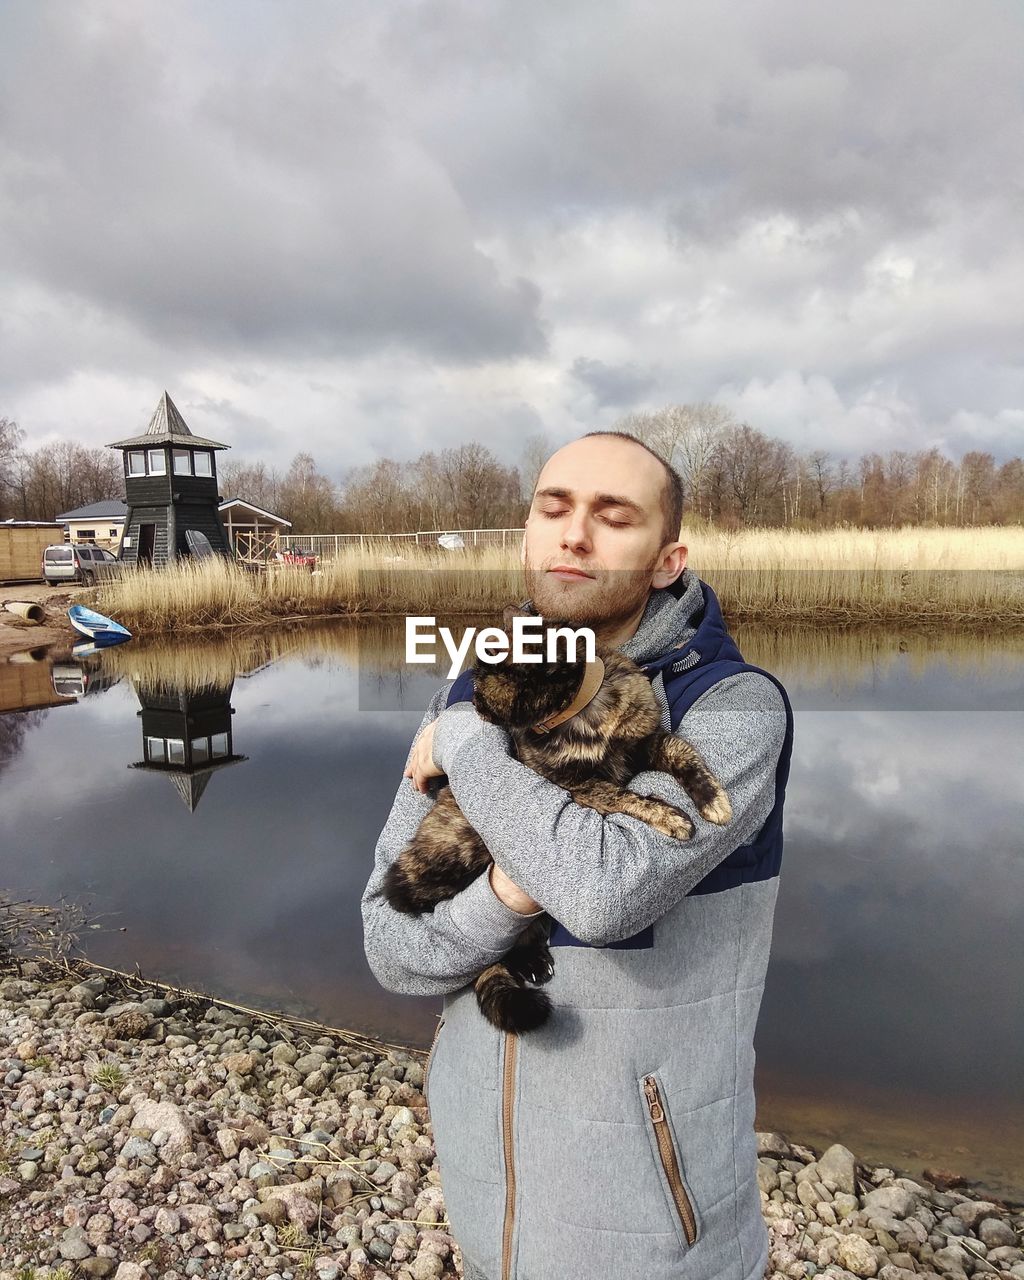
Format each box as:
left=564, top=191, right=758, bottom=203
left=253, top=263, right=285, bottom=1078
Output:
left=59, top=1226, right=93, bottom=1260
left=757, top=1159, right=780, bottom=1195
left=130, top=1098, right=193, bottom=1162
left=977, top=1217, right=1017, bottom=1248
left=951, top=1200, right=999, bottom=1231
left=863, top=1186, right=919, bottom=1219
left=77, top=1260, right=116, bottom=1278
left=120, top=1136, right=156, bottom=1162
left=756, top=1131, right=792, bottom=1159
left=818, top=1143, right=858, bottom=1196
left=113, top=1265, right=149, bottom=1280
left=932, top=1244, right=970, bottom=1277
left=248, top=1161, right=278, bottom=1188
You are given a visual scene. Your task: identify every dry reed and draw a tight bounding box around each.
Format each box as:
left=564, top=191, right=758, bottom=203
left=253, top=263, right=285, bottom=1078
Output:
left=92, top=526, right=1024, bottom=634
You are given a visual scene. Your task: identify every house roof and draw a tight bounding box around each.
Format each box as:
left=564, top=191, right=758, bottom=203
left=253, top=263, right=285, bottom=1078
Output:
left=107, top=390, right=229, bottom=451
left=56, top=500, right=129, bottom=522
left=218, top=498, right=292, bottom=527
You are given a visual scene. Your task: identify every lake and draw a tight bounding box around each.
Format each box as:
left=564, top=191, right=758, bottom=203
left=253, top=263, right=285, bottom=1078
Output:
left=1, top=617, right=1021, bottom=1202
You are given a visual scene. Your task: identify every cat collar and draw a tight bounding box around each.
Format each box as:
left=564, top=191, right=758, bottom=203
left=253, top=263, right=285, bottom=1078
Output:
left=532, top=656, right=606, bottom=734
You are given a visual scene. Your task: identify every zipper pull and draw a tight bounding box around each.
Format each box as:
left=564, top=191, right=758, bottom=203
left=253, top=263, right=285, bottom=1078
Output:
left=644, top=1076, right=664, bottom=1123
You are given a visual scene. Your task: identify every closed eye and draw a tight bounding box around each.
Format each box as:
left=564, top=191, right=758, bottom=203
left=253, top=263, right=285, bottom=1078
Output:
left=539, top=510, right=630, bottom=527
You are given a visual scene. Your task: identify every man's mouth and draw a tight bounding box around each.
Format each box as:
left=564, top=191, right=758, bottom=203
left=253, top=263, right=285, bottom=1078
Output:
left=548, top=565, right=595, bottom=580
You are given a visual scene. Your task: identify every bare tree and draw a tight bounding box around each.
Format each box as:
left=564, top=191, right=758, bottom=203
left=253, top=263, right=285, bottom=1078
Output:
left=611, top=403, right=735, bottom=520
left=0, top=416, right=25, bottom=517
left=714, top=424, right=792, bottom=525
left=519, top=431, right=554, bottom=504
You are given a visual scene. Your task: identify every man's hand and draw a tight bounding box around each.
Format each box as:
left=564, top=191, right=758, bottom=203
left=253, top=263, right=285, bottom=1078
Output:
left=404, top=718, right=445, bottom=794
left=489, top=862, right=543, bottom=915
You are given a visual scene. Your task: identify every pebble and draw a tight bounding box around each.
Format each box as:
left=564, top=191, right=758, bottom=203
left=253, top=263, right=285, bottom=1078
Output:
left=0, top=961, right=1020, bottom=1280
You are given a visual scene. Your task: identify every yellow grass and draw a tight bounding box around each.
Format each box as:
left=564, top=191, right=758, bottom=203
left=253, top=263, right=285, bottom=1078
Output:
left=92, top=526, right=1024, bottom=634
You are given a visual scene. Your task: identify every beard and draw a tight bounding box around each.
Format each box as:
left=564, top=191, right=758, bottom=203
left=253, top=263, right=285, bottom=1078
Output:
left=522, top=554, right=662, bottom=637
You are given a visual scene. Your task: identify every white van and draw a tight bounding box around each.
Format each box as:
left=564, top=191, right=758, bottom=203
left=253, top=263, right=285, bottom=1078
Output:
left=42, top=544, right=118, bottom=585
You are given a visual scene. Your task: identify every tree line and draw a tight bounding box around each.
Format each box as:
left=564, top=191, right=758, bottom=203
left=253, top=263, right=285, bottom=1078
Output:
left=2, top=407, right=1021, bottom=533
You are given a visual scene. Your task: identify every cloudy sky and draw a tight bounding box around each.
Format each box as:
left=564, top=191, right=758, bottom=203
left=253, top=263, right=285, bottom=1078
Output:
left=2, top=0, right=1022, bottom=479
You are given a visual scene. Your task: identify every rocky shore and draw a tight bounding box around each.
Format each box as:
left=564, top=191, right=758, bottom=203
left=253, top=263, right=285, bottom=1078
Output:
left=1, top=961, right=1021, bottom=1280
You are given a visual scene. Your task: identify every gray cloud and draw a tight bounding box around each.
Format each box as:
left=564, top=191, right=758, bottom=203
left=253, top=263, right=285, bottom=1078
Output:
left=1, top=0, right=1022, bottom=473
left=571, top=357, right=659, bottom=408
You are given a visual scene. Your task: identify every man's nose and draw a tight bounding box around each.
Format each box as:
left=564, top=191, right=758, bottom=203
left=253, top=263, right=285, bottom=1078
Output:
left=561, top=511, right=592, bottom=553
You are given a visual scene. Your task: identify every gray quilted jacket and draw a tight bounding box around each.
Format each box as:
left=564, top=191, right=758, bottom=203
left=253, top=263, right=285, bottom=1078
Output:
left=361, top=569, right=793, bottom=1280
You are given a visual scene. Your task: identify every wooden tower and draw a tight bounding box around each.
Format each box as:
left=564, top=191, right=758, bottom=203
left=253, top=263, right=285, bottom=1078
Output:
left=108, top=390, right=231, bottom=566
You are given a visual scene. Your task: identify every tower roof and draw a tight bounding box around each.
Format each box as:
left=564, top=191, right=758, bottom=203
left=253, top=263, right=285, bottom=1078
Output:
left=107, top=390, right=229, bottom=451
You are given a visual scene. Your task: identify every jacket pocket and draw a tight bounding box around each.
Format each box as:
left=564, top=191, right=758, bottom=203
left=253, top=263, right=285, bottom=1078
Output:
left=640, top=1072, right=699, bottom=1249
left=423, top=1016, right=446, bottom=1105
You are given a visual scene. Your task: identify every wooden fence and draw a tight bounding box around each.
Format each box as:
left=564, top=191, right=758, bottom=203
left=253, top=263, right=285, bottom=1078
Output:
left=0, top=523, right=64, bottom=583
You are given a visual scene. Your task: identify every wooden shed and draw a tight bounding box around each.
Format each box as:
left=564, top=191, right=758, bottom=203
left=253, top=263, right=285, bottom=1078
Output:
left=0, top=522, right=63, bottom=583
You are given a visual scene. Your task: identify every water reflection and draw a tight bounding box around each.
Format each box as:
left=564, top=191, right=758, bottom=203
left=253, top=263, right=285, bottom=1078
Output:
left=129, top=676, right=247, bottom=812
left=0, top=617, right=1021, bottom=1198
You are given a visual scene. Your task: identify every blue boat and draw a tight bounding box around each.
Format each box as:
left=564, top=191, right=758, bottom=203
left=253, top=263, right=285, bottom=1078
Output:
left=67, top=604, right=132, bottom=643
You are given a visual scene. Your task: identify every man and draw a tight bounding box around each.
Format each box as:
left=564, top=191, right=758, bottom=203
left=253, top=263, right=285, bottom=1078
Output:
left=361, top=431, right=793, bottom=1280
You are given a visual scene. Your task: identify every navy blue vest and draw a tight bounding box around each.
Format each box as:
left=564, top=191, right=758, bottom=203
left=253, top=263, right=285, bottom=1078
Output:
left=445, top=578, right=795, bottom=950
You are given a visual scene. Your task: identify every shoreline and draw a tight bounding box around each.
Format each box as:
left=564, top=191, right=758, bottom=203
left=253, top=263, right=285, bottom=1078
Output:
left=3, top=595, right=1024, bottom=666
left=1, top=954, right=1021, bottom=1279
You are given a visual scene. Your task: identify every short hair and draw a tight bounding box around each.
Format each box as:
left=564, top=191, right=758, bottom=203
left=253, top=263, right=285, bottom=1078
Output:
left=579, top=430, right=684, bottom=546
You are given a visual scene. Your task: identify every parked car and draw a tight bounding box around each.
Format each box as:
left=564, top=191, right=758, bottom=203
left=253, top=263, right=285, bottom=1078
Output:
left=272, top=547, right=319, bottom=572
left=41, top=543, right=118, bottom=585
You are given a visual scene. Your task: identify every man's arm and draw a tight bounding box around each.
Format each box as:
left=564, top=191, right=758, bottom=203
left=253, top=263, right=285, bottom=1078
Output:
left=431, top=671, right=788, bottom=946
left=360, top=682, right=546, bottom=998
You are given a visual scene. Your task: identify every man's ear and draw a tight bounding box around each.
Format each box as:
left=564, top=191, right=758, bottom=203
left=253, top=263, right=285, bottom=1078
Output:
left=647, top=545, right=686, bottom=593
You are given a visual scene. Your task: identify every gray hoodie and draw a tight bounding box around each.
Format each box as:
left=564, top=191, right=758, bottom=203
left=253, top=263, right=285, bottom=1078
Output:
left=361, top=568, right=791, bottom=1280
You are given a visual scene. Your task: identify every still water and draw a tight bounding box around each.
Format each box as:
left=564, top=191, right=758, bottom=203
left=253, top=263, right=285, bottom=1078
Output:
left=1, top=619, right=1022, bottom=1201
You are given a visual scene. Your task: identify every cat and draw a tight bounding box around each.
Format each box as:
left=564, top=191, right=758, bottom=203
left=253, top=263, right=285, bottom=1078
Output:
left=383, top=606, right=733, bottom=1034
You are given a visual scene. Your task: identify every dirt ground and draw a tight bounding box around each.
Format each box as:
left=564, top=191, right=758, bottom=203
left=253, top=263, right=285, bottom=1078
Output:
left=0, top=581, right=84, bottom=658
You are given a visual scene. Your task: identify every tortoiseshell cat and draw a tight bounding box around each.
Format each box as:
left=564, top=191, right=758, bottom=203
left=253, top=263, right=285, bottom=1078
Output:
left=384, top=607, right=733, bottom=1034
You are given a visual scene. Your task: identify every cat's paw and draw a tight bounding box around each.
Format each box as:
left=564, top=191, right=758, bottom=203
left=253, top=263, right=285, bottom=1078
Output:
left=505, top=945, right=555, bottom=987
left=699, top=789, right=732, bottom=825
left=656, top=808, right=695, bottom=841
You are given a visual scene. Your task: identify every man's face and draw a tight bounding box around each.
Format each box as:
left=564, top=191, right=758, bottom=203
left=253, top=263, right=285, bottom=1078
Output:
left=520, top=436, right=687, bottom=629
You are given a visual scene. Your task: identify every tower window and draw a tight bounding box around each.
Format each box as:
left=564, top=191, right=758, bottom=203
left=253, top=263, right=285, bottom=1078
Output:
left=193, top=450, right=213, bottom=477
left=148, top=449, right=167, bottom=475
left=173, top=449, right=192, bottom=475
left=128, top=451, right=146, bottom=476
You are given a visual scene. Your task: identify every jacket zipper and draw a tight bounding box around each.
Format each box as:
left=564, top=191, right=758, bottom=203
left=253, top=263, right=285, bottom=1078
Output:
left=423, top=1016, right=445, bottom=1103
left=671, top=648, right=701, bottom=673
left=501, top=1030, right=518, bottom=1280
left=643, top=1075, right=698, bottom=1246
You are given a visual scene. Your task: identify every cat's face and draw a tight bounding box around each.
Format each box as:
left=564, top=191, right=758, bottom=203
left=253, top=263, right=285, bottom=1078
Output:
left=471, top=605, right=591, bottom=731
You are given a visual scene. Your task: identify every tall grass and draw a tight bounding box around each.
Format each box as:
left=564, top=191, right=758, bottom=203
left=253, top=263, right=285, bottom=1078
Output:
left=93, top=526, right=1024, bottom=634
